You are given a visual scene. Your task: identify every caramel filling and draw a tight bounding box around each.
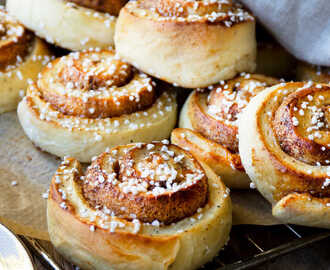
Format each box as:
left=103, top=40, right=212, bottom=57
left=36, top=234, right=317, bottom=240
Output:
left=274, top=85, right=330, bottom=165
left=0, top=10, right=32, bottom=71
left=38, top=50, right=157, bottom=118
left=191, top=74, right=279, bottom=153
left=65, top=0, right=128, bottom=16
left=83, top=143, right=208, bottom=224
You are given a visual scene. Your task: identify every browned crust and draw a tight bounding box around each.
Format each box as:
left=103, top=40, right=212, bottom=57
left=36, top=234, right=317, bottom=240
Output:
left=65, top=0, right=128, bottom=16
left=24, top=91, right=76, bottom=132
left=42, top=85, right=156, bottom=119
left=276, top=192, right=330, bottom=210
left=189, top=91, right=238, bottom=153
left=253, top=84, right=330, bottom=201
left=189, top=75, right=278, bottom=153
left=48, top=197, right=180, bottom=269
left=273, top=87, right=330, bottom=165
left=39, top=51, right=157, bottom=118
left=0, top=12, right=33, bottom=70
left=134, top=0, right=254, bottom=26
left=171, top=128, right=244, bottom=172
left=49, top=158, right=83, bottom=214
left=83, top=144, right=208, bottom=224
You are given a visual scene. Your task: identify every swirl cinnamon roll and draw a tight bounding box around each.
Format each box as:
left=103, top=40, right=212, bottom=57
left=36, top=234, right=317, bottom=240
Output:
left=239, top=82, right=330, bottom=228
left=172, top=74, right=279, bottom=188
left=0, top=9, right=52, bottom=114
left=6, top=0, right=127, bottom=51
left=47, top=143, right=232, bottom=270
left=296, top=62, right=330, bottom=84
left=115, top=0, right=256, bottom=88
left=18, top=50, right=177, bottom=162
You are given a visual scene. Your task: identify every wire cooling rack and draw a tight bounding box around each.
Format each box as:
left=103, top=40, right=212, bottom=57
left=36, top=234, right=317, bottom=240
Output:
left=205, top=224, right=330, bottom=270
left=20, top=224, right=330, bottom=270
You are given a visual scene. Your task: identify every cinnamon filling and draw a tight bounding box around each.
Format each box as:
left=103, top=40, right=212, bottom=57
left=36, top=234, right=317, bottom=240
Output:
left=273, top=85, right=330, bottom=165
left=0, top=10, right=33, bottom=71
left=38, top=50, right=157, bottom=118
left=191, top=74, right=279, bottom=153
left=65, top=0, right=128, bottom=16
left=82, top=143, right=208, bottom=224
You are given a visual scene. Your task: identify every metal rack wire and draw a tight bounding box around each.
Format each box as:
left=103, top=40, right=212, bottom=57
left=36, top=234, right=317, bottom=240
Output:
left=21, top=224, right=330, bottom=270
left=206, top=225, right=330, bottom=269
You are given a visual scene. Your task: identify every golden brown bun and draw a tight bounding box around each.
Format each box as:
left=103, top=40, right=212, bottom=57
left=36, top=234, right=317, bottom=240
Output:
left=115, top=0, right=256, bottom=88
left=6, top=0, right=119, bottom=51
left=18, top=50, right=177, bottom=162
left=173, top=74, right=279, bottom=189
left=0, top=10, right=53, bottom=114
left=239, top=82, right=330, bottom=228
left=296, top=62, right=330, bottom=83
left=83, top=143, right=209, bottom=224
left=48, top=143, right=232, bottom=270
left=66, top=0, right=127, bottom=15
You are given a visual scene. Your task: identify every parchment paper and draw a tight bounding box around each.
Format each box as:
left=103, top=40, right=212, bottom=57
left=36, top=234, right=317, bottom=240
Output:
left=0, top=112, right=280, bottom=240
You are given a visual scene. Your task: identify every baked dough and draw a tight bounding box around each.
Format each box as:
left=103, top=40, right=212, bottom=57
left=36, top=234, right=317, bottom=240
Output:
left=0, top=10, right=52, bottom=114
left=173, top=74, right=279, bottom=188
left=239, top=82, right=330, bottom=228
left=115, top=0, right=256, bottom=88
left=48, top=143, right=232, bottom=270
left=18, top=49, right=177, bottom=162
left=66, top=0, right=127, bottom=15
left=6, top=0, right=121, bottom=51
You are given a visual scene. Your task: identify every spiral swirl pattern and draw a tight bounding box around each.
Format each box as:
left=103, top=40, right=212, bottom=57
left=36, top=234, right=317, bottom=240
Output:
left=193, top=74, right=279, bottom=153
left=82, top=143, right=208, bottom=224
left=18, top=49, right=177, bottom=162
left=239, top=81, right=330, bottom=228
left=39, top=50, right=157, bottom=118
left=0, top=10, right=32, bottom=70
left=173, top=74, right=279, bottom=188
left=47, top=144, right=232, bottom=269
left=0, top=9, right=52, bottom=114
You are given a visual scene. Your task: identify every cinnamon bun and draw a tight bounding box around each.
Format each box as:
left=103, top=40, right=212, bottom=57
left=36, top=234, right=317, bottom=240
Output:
left=115, top=0, right=256, bottom=88
left=18, top=50, right=177, bottom=162
left=172, top=74, right=279, bottom=188
left=6, top=0, right=126, bottom=51
left=296, top=62, right=330, bottom=84
left=0, top=9, right=52, bottom=114
left=239, top=82, right=330, bottom=228
left=47, top=143, right=232, bottom=270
